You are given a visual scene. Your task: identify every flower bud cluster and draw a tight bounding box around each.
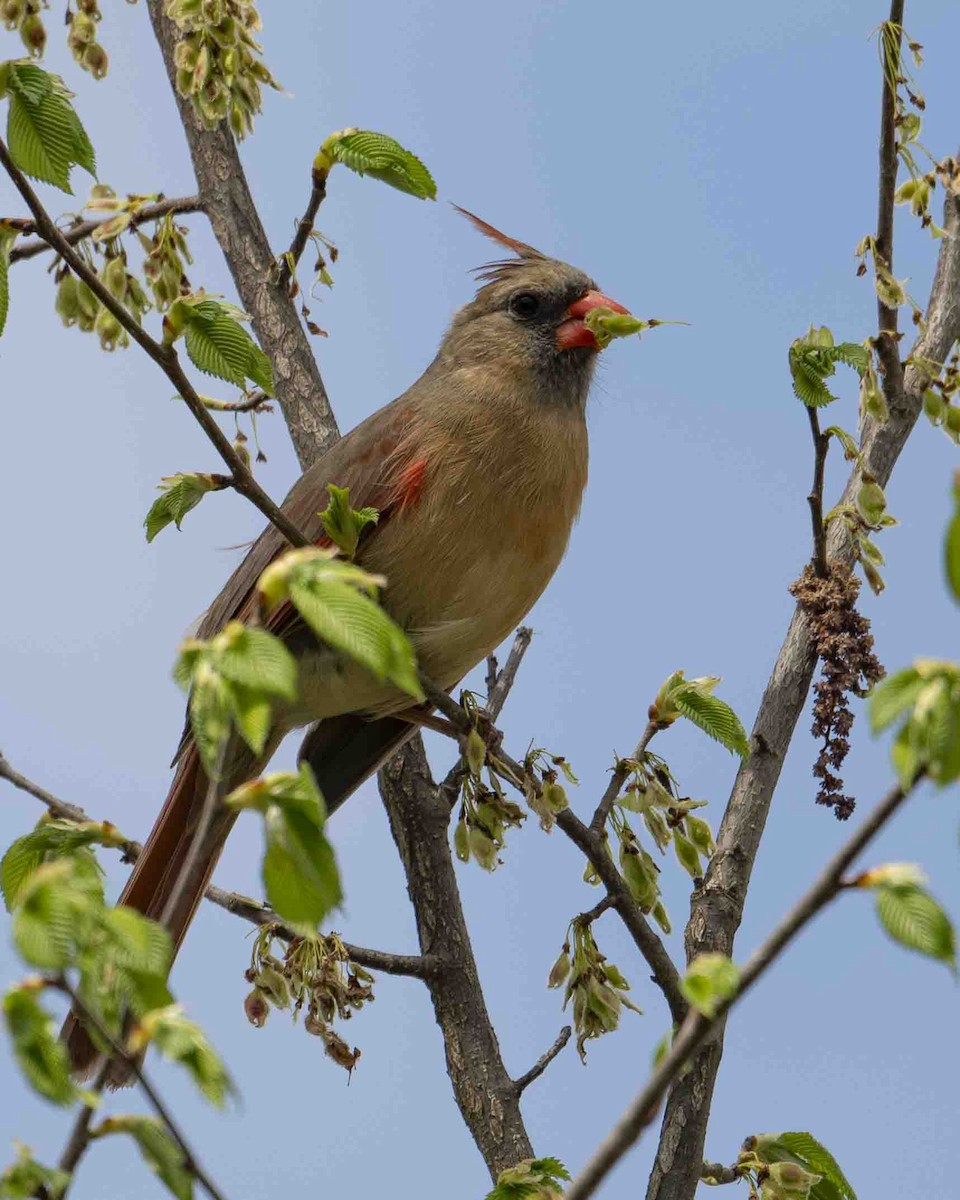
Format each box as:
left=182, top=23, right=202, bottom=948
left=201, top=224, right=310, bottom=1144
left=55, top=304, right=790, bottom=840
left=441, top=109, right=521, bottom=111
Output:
left=166, top=0, right=280, bottom=137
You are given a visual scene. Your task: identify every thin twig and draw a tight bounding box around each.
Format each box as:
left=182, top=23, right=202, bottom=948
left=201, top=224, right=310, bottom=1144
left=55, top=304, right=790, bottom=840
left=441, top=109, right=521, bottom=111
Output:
left=487, top=626, right=534, bottom=719
left=874, top=4, right=906, bottom=395
left=565, top=777, right=917, bottom=1200
left=0, top=751, right=433, bottom=980
left=10, top=195, right=203, bottom=264
left=416, top=675, right=687, bottom=1020
left=0, top=137, right=308, bottom=550
left=806, top=406, right=829, bottom=577
left=56, top=1060, right=110, bottom=1195
left=203, top=885, right=436, bottom=978
left=52, top=980, right=228, bottom=1200
left=276, top=167, right=328, bottom=292
left=511, top=1026, right=572, bottom=1096
left=700, top=1162, right=741, bottom=1186
left=576, top=894, right=616, bottom=926
left=590, top=719, right=660, bottom=834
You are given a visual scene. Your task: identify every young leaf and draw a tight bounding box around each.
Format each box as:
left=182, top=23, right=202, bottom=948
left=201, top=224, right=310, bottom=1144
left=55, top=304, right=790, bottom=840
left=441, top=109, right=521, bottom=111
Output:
left=131, top=1005, right=234, bottom=1107
left=752, top=1131, right=858, bottom=1200
left=681, top=953, right=740, bottom=1017
left=874, top=883, right=956, bottom=973
left=319, top=483, right=379, bottom=559
left=211, top=624, right=298, bottom=701
left=668, top=675, right=750, bottom=758
left=321, top=129, right=436, bottom=199
left=99, top=1116, right=192, bottom=1200
left=227, top=765, right=343, bottom=930
left=144, top=472, right=226, bottom=542
left=181, top=299, right=274, bottom=394
left=945, top=474, right=960, bottom=605
left=4, top=65, right=95, bottom=192
left=485, top=1156, right=570, bottom=1200
left=3, top=988, right=79, bottom=1107
left=869, top=666, right=924, bottom=733
left=0, top=1143, right=70, bottom=1200
left=0, top=221, right=17, bottom=339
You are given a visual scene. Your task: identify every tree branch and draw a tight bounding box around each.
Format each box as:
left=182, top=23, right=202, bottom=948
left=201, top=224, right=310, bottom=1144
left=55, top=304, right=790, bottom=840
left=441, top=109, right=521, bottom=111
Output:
left=643, top=80, right=960, bottom=1200
left=0, top=135, right=309, bottom=551
left=0, top=752, right=432, bottom=980
left=486, top=626, right=534, bottom=719
left=276, top=167, right=328, bottom=293
left=378, top=738, right=535, bottom=1179
left=875, top=5, right=906, bottom=394
left=10, top=195, right=203, bottom=264
left=511, top=1026, right=572, bottom=1096
left=806, top=406, right=829, bottom=577
left=568, top=778, right=916, bottom=1200
left=144, top=0, right=339, bottom=471
left=56, top=1061, right=110, bottom=1195
left=51, top=979, right=228, bottom=1200
left=590, top=719, right=660, bottom=834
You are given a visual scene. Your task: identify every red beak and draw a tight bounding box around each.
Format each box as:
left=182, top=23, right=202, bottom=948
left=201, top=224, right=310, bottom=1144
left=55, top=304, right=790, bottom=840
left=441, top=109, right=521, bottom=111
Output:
left=556, top=289, right=630, bottom=351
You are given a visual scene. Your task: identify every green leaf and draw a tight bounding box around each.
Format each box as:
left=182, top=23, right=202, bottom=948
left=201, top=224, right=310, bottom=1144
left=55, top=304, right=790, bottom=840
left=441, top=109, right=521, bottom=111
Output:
left=319, top=483, right=379, bottom=559
left=823, top=425, right=860, bottom=461
left=144, top=473, right=224, bottom=542
left=3, top=988, right=79, bottom=1106
left=870, top=667, right=924, bottom=733
left=186, top=666, right=232, bottom=776
left=211, top=624, right=297, bottom=701
left=945, top=480, right=960, bottom=605
left=875, top=883, right=956, bottom=973
left=831, top=343, right=870, bottom=373
left=753, top=1131, right=857, bottom=1200
left=790, top=357, right=837, bottom=407
left=2, top=819, right=110, bottom=911
left=0, top=221, right=16, bottom=339
left=322, top=129, right=436, bottom=199
left=225, top=683, right=272, bottom=755
left=485, top=1156, right=570, bottom=1200
left=12, top=860, right=95, bottom=968
left=7, top=64, right=53, bottom=107
left=103, top=1117, right=193, bottom=1200
left=288, top=572, right=422, bottom=700
left=671, top=681, right=750, bottom=758
left=134, top=1005, right=234, bottom=1107
left=4, top=68, right=93, bottom=194
left=100, top=906, right=172, bottom=976
left=0, top=1143, right=70, bottom=1200
left=680, top=952, right=740, bottom=1017
left=183, top=300, right=274, bottom=394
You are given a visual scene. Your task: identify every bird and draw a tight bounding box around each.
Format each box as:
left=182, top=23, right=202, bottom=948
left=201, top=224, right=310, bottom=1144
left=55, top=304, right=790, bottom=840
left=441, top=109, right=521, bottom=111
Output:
left=63, top=209, right=631, bottom=1074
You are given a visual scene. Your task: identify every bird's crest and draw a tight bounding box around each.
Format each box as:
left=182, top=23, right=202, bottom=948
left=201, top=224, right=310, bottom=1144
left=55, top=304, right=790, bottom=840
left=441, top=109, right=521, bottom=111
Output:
left=452, top=204, right=547, bottom=283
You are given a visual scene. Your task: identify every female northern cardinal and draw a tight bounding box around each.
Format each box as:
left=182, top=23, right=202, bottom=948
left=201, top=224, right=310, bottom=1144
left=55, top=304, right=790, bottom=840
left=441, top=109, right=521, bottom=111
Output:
left=64, top=212, right=630, bottom=1073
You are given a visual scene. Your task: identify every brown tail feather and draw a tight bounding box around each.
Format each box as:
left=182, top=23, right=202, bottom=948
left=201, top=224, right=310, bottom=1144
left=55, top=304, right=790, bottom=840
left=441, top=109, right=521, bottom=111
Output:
left=63, top=744, right=240, bottom=1079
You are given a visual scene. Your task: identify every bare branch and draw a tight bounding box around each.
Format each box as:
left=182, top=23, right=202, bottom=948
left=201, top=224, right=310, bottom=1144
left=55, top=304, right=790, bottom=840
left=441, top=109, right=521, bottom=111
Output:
left=874, top=5, right=906, bottom=395
left=567, top=778, right=916, bottom=1200
left=203, top=885, right=436, bottom=978
left=57, top=1061, right=110, bottom=1194
left=590, top=719, right=660, bottom=834
left=0, top=135, right=309, bottom=551
left=512, top=1026, right=572, bottom=1096
left=1, top=752, right=90, bottom=826
left=378, top=738, right=535, bottom=1179
left=51, top=979, right=229, bottom=1200
left=144, top=0, right=339, bottom=470
left=10, top=195, right=203, bottom=264
left=645, top=130, right=960, bottom=1200
left=276, top=167, right=328, bottom=293
left=806, top=406, right=830, bottom=577
left=487, top=626, right=534, bottom=719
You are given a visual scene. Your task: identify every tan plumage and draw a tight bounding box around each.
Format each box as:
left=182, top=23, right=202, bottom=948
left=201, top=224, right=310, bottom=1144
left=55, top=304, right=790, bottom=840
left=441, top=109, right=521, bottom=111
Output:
left=63, top=216, right=627, bottom=1075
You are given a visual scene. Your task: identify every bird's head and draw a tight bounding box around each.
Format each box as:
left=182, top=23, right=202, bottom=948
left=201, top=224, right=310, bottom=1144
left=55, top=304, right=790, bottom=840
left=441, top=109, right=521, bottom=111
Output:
left=438, top=207, right=629, bottom=412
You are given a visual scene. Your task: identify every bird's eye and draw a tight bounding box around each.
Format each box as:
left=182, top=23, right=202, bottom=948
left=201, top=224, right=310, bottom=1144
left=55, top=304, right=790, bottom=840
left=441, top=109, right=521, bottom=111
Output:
left=509, top=292, right=541, bottom=319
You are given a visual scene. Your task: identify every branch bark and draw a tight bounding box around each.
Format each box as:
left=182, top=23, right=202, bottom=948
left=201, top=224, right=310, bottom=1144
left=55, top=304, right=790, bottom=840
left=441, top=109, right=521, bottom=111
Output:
left=144, top=0, right=339, bottom=471
left=568, top=778, right=916, bottom=1200
left=378, top=738, right=535, bottom=1180
left=643, top=141, right=960, bottom=1200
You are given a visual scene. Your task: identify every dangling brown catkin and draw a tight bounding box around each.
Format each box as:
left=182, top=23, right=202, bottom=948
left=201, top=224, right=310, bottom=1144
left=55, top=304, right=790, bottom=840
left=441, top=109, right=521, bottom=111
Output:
left=789, top=562, right=885, bottom=819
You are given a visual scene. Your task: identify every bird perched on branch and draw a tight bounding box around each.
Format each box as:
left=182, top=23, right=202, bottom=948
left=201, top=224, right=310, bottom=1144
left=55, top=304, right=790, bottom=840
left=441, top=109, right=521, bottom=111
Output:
left=64, top=208, right=632, bottom=1074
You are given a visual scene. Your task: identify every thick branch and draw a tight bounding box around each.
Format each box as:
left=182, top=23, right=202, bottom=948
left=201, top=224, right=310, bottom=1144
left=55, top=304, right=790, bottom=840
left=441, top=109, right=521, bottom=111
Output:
left=567, top=779, right=915, bottom=1200
left=378, top=737, right=535, bottom=1179
left=10, top=195, right=203, bottom=264
left=644, top=171, right=960, bottom=1200
left=144, top=0, right=339, bottom=470
left=0, top=136, right=308, bottom=550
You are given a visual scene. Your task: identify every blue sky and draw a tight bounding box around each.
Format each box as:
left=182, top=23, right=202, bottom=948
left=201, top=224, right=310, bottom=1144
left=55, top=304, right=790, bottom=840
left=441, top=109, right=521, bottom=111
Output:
left=1, top=2, right=958, bottom=1197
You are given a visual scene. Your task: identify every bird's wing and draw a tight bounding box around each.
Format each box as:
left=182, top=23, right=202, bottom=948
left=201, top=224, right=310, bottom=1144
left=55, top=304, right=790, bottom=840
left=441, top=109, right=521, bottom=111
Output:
left=195, top=394, right=425, bottom=642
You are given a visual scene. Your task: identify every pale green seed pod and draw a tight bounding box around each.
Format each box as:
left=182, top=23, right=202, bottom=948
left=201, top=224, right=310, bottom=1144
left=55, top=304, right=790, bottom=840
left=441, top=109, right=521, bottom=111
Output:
left=2, top=1, right=26, bottom=30
left=468, top=826, right=497, bottom=871
left=95, top=306, right=125, bottom=351
left=82, top=42, right=109, bottom=80
left=924, top=387, right=946, bottom=425
left=547, top=948, right=571, bottom=989
left=69, top=11, right=97, bottom=44
left=19, top=12, right=45, bottom=55
left=673, top=830, right=702, bottom=879
left=454, top=817, right=470, bottom=863
left=75, top=280, right=99, bottom=331
left=55, top=273, right=81, bottom=327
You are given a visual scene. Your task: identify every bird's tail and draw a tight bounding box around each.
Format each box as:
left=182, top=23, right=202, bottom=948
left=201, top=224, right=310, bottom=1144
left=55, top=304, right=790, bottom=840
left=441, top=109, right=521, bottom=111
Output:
left=61, top=741, right=244, bottom=1079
